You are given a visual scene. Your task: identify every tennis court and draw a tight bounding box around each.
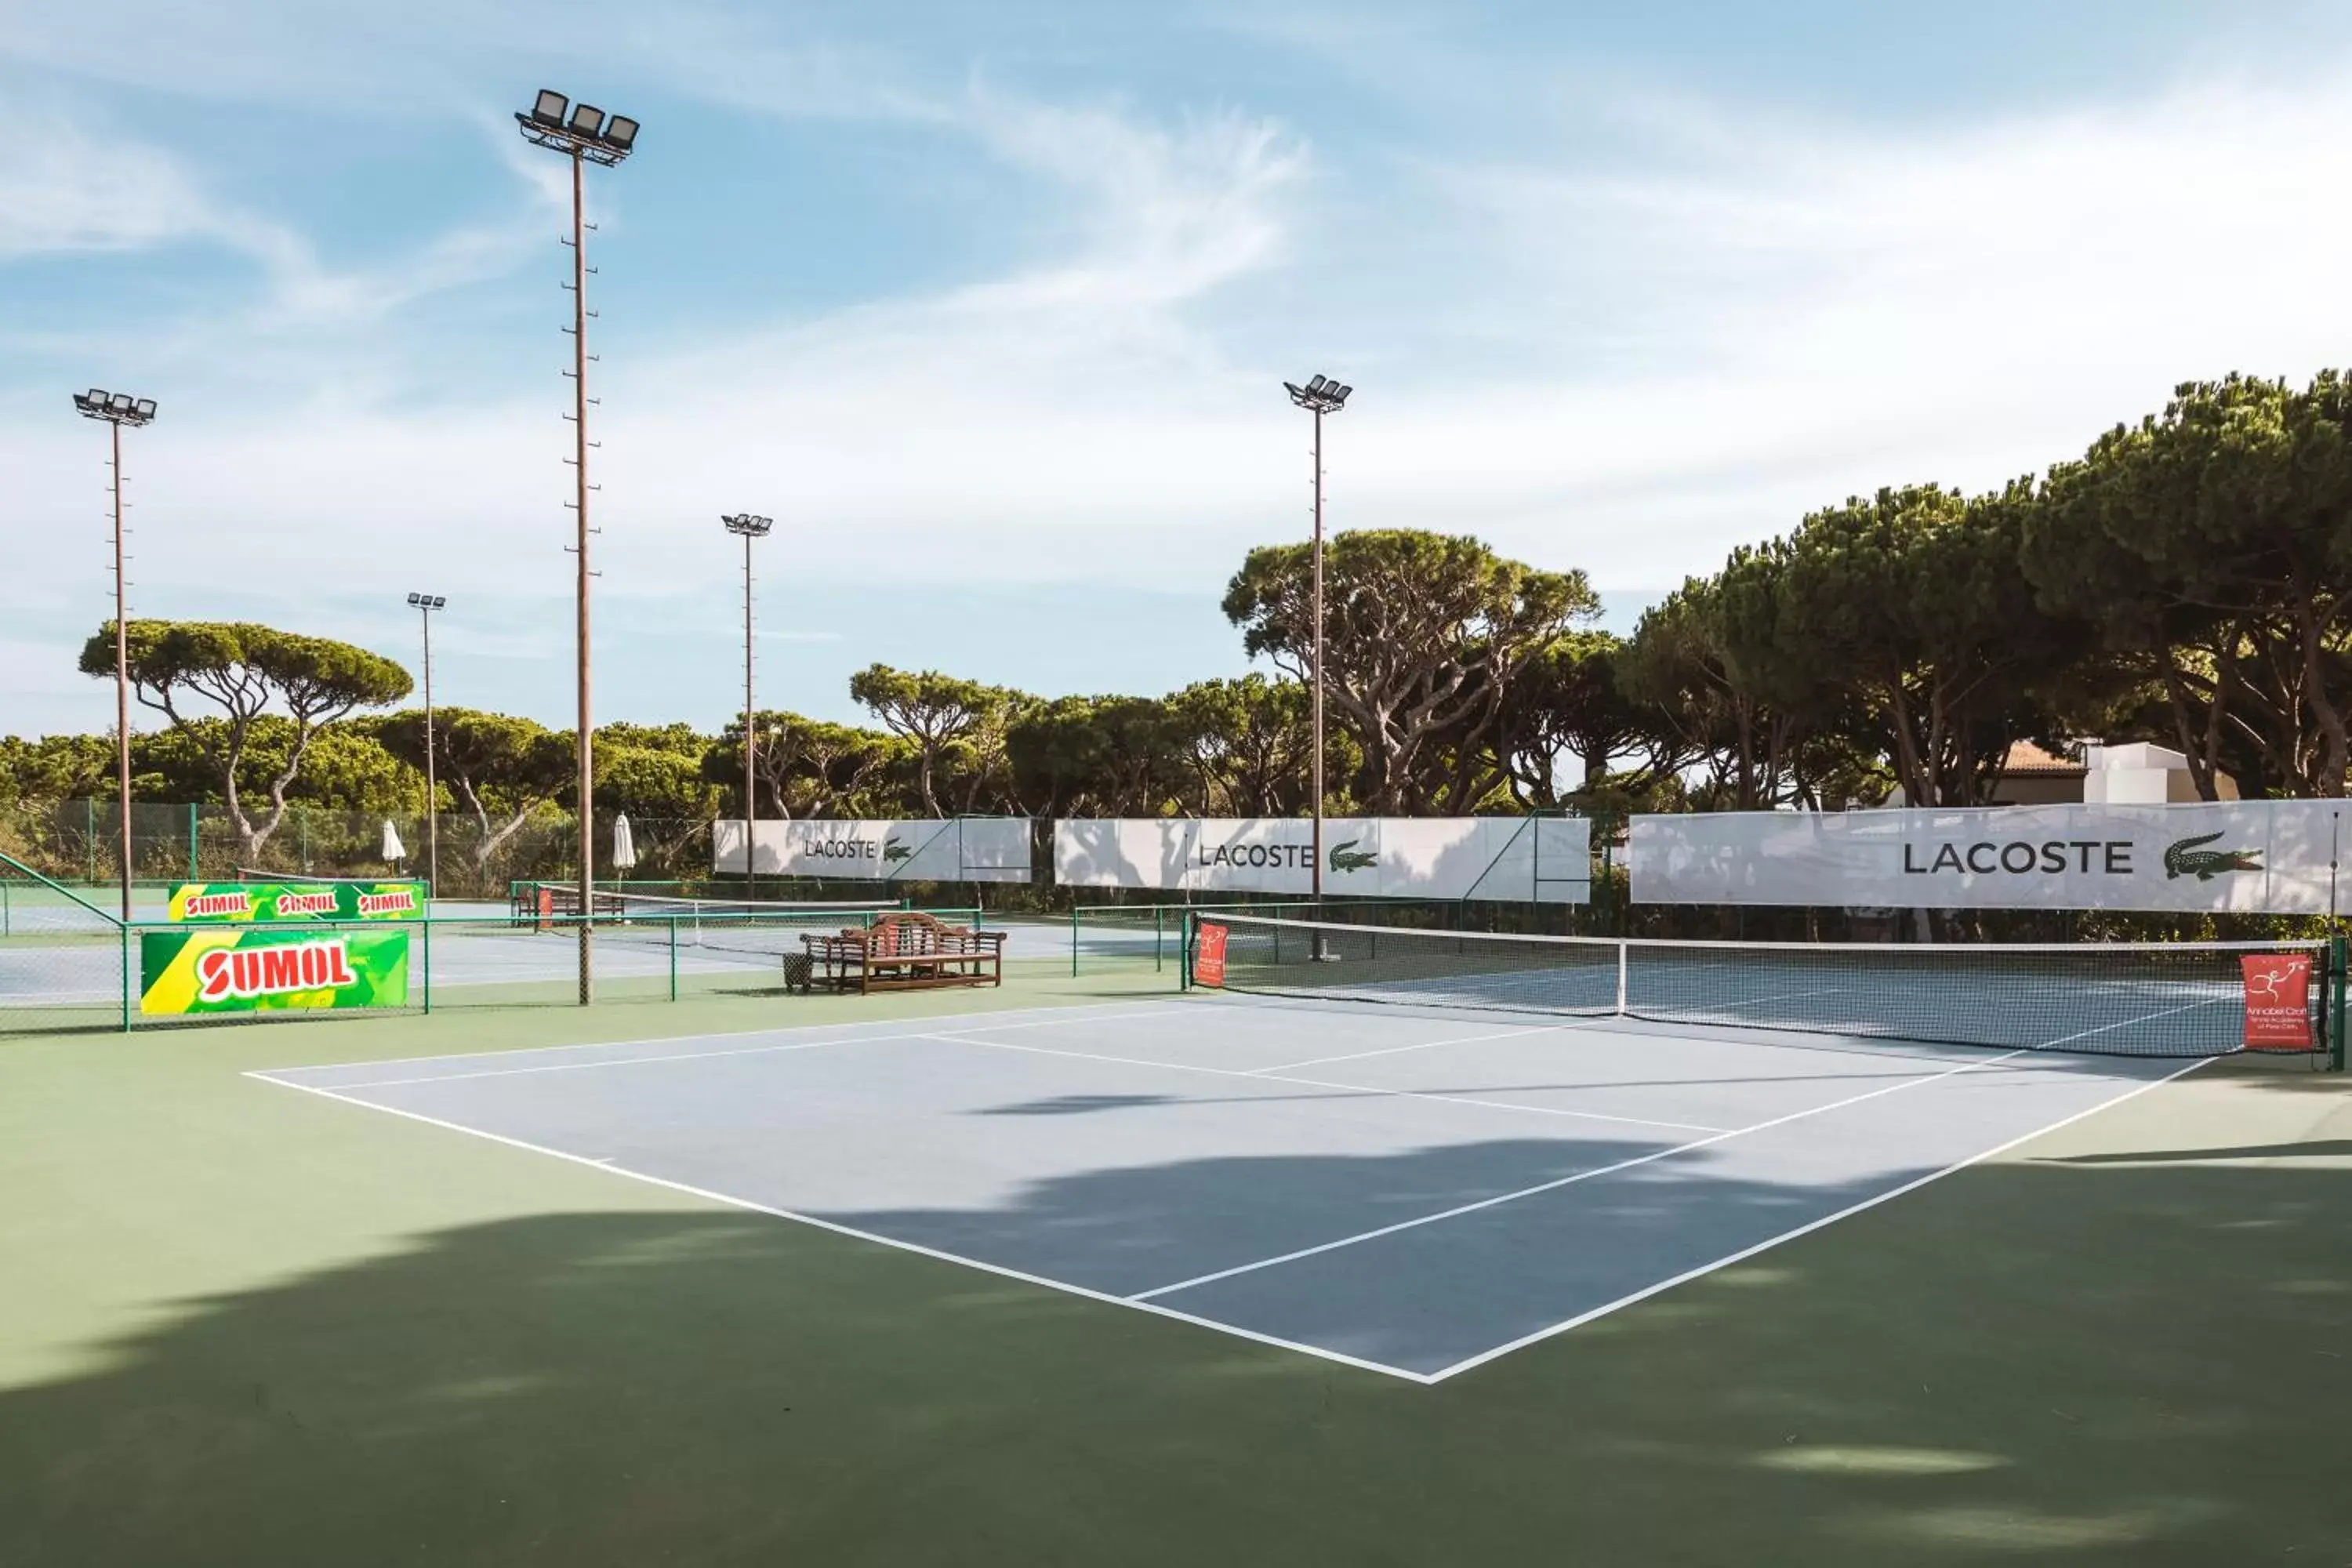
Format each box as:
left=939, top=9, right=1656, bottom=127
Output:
left=253, top=976, right=2213, bottom=1380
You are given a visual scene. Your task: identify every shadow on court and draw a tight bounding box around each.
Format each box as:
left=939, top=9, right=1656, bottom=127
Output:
left=3, top=1140, right=2347, bottom=1566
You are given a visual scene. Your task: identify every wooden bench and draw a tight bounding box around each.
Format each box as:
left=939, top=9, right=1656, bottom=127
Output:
left=800, top=911, right=1007, bottom=995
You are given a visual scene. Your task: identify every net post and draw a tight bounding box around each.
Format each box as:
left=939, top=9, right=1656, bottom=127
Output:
left=670, top=916, right=678, bottom=1003
left=2333, top=934, right=2347, bottom=1073
left=1615, top=940, right=1628, bottom=1017
left=1155, top=905, right=1164, bottom=973
left=1070, top=906, right=1080, bottom=978
left=1180, top=911, right=1192, bottom=991
left=120, top=920, right=133, bottom=1033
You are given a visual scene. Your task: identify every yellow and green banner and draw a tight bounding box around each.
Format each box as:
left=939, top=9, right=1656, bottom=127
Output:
left=167, top=880, right=426, bottom=923
left=140, top=927, right=410, bottom=1015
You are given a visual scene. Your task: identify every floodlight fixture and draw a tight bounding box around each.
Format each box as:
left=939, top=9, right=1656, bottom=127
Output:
left=74, top=387, right=157, bottom=428
left=1287, top=373, right=1351, bottom=416
left=721, top=512, right=774, bottom=538
left=515, top=87, right=640, bottom=165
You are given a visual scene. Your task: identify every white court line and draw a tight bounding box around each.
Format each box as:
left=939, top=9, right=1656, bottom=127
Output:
left=250, top=996, right=1178, bottom=1080
left=248, top=1071, right=1437, bottom=1385
left=920, top=1031, right=1730, bottom=1134
left=257, top=1007, right=1197, bottom=1091
left=1422, top=1054, right=2211, bottom=1382
left=1249, top=1024, right=1570, bottom=1074
left=1127, top=994, right=2223, bottom=1304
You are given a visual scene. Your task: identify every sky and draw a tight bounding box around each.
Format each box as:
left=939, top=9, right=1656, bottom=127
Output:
left=9, top=1, right=2352, bottom=739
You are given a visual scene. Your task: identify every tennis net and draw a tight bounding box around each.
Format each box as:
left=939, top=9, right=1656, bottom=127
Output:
left=1189, top=912, right=2341, bottom=1060
left=516, top=887, right=972, bottom=964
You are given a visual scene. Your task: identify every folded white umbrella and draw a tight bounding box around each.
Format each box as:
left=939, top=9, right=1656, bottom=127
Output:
left=612, top=814, right=638, bottom=872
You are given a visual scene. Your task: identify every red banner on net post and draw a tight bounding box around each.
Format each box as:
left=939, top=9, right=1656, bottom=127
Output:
left=2241, top=953, right=2315, bottom=1051
left=1193, top=923, right=1229, bottom=987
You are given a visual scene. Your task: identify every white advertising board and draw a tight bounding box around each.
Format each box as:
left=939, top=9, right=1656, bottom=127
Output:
left=712, top=818, right=1034, bottom=884
left=1052, top=817, right=1590, bottom=902
left=1628, top=801, right=2347, bottom=913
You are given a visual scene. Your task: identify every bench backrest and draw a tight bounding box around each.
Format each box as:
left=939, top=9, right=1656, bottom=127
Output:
left=866, top=911, right=968, bottom=956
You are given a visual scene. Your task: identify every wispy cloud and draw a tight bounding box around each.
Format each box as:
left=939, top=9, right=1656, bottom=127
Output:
left=10, top=8, right=2352, bottom=739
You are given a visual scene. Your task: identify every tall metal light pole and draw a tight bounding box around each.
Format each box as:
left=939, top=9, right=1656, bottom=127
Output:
left=1283, top=374, right=1352, bottom=906
left=73, top=388, right=157, bottom=921
left=405, top=593, right=445, bottom=898
left=720, top=514, right=774, bottom=886
left=517, top=89, right=639, bottom=1003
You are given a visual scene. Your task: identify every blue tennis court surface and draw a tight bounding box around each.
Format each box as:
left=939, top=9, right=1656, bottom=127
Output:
left=253, top=994, right=2194, bottom=1381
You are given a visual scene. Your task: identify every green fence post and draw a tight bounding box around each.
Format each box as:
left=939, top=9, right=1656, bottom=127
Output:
left=1155, top=905, right=1164, bottom=973
left=187, top=804, right=198, bottom=881
left=1070, top=906, right=1080, bottom=979
left=2333, top=935, right=2347, bottom=1073
left=120, top=922, right=132, bottom=1033
left=421, top=918, right=433, bottom=1015
left=86, top=799, right=97, bottom=885
left=669, top=917, right=679, bottom=1003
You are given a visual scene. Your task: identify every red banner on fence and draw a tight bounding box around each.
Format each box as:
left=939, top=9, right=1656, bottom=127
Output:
left=1193, top=922, right=1229, bottom=988
left=2241, top=953, right=2315, bottom=1051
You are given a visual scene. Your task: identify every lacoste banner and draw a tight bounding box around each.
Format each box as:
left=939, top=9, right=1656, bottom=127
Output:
left=167, top=881, right=427, bottom=923
left=139, top=927, right=410, bottom=1015
left=712, top=818, right=1033, bottom=883
left=1052, top=817, right=1591, bottom=902
left=1628, top=801, right=2347, bottom=913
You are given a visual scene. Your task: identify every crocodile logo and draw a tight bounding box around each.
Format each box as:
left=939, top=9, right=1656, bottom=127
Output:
left=2163, top=831, right=2262, bottom=881
left=1327, top=839, right=1378, bottom=873
left=882, top=837, right=913, bottom=865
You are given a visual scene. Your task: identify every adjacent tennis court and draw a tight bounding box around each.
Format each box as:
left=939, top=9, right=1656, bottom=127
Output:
left=254, top=980, right=2209, bottom=1380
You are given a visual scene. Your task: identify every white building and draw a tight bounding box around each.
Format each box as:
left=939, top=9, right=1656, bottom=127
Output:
left=2080, top=742, right=2239, bottom=804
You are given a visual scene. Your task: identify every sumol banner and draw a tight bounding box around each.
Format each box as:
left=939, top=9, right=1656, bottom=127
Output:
left=140, top=927, right=410, bottom=1015
left=1628, top=801, right=2348, bottom=913
left=1052, top=817, right=1590, bottom=902
left=712, top=818, right=1033, bottom=883
left=168, top=881, right=426, bottom=922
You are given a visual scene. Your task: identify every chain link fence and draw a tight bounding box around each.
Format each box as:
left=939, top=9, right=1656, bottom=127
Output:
left=0, top=800, right=720, bottom=905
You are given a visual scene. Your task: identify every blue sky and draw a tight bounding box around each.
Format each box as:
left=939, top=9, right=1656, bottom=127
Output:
left=10, top=2, right=2352, bottom=737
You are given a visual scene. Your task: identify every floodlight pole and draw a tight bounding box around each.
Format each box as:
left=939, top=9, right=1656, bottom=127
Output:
left=517, top=89, right=637, bottom=1004
left=1311, top=402, right=1325, bottom=903
left=742, top=522, right=753, bottom=857
left=569, top=146, right=593, bottom=1002
left=1285, top=375, right=1351, bottom=911
left=409, top=594, right=443, bottom=897
left=74, top=388, right=155, bottom=921
left=110, top=418, right=131, bottom=920
left=721, top=514, right=773, bottom=887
